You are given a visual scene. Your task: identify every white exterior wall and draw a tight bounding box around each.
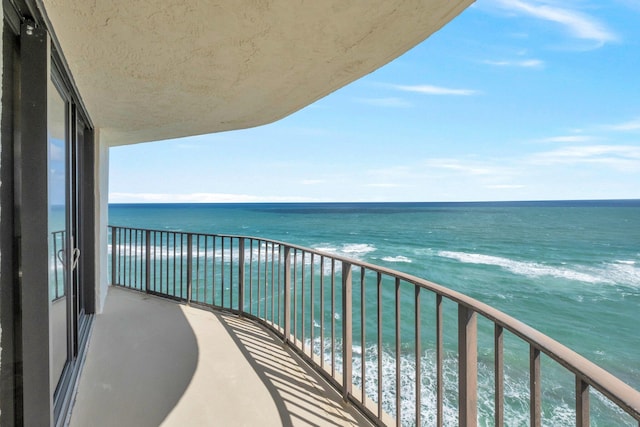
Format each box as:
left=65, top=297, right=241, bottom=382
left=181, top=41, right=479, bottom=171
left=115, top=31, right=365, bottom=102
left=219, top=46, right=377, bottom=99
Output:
left=94, top=130, right=109, bottom=313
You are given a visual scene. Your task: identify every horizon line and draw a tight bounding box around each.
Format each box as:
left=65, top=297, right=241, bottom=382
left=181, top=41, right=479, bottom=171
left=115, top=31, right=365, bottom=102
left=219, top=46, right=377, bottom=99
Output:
left=108, top=198, right=640, bottom=205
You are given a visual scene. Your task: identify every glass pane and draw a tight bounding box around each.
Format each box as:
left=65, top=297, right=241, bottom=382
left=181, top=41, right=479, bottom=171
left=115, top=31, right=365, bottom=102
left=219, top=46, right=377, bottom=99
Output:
left=48, top=77, right=68, bottom=395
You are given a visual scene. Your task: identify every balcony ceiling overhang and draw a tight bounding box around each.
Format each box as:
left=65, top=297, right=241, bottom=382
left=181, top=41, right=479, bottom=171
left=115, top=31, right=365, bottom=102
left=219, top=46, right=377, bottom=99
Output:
left=42, top=0, right=473, bottom=146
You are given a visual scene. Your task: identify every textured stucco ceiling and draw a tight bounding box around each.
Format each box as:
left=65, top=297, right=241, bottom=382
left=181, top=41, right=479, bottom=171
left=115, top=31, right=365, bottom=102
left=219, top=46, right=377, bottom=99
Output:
left=42, top=0, right=473, bottom=146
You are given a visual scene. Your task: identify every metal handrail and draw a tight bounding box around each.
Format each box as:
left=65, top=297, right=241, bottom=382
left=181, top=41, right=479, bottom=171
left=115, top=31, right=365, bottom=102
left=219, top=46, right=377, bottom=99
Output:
left=108, top=225, right=640, bottom=426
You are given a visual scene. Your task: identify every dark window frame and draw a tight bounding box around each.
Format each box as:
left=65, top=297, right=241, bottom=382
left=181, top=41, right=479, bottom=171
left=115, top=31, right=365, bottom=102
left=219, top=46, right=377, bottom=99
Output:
left=2, top=1, right=97, bottom=425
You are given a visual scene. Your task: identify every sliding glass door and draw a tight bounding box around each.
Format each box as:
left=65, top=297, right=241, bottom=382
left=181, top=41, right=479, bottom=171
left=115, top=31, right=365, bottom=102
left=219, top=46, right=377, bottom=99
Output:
left=48, top=73, right=70, bottom=401
left=48, top=69, right=88, bottom=419
left=4, top=15, right=96, bottom=426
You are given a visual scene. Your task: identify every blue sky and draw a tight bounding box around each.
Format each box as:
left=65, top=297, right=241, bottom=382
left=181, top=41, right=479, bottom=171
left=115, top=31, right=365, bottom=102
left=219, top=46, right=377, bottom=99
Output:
left=110, top=0, right=640, bottom=203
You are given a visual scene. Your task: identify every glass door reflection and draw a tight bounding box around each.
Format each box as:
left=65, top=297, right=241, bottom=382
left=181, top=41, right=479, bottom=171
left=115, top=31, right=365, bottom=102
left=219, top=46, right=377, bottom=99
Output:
left=48, top=76, right=69, bottom=397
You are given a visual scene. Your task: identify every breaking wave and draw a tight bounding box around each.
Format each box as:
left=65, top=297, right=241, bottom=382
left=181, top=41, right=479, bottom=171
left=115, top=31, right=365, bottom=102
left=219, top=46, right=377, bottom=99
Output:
left=437, top=250, right=640, bottom=288
left=307, top=338, right=629, bottom=426
left=381, top=255, right=413, bottom=263
left=314, top=243, right=376, bottom=259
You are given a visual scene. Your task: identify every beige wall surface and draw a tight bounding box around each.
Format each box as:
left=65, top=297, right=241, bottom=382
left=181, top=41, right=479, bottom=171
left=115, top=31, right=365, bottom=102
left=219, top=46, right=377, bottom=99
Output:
left=42, top=0, right=473, bottom=147
left=95, top=131, right=110, bottom=313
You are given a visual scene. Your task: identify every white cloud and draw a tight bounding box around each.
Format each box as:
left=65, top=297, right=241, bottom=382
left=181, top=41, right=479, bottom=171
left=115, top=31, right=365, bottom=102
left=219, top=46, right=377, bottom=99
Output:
left=606, top=117, right=640, bottom=131
left=366, top=183, right=402, bottom=188
left=536, top=135, right=595, bottom=143
left=486, top=184, right=525, bottom=189
left=483, top=59, right=544, bottom=68
left=301, top=179, right=325, bottom=185
left=493, top=0, right=618, bottom=45
left=424, top=159, right=498, bottom=175
left=109, top=192, right=317, bottom=203
left=530, top=145, right=640, bottom=171
left=50, top=142, right=65, bottom=161
left=366, top=165, right=413, bottom=177
left=355, top=97, right=412, bottom=108
left=392, top=84, right=480, bottom=96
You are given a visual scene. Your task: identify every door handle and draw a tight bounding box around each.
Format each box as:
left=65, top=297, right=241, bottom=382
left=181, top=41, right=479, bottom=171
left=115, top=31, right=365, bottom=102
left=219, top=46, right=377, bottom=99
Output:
left=56, top=247, right=80, bottom=271
left=57, top=248, right=66, bottom=266
left=71, top=248, right=80, bottom=271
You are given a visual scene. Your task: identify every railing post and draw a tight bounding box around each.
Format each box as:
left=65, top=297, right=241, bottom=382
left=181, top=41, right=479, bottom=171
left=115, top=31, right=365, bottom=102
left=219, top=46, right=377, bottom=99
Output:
left=377, top=272, right=383, bottom=419
left=186, top=233, right=193, bottom=304
left=145, top=230, right=151, bottom=293
left=495, top=324, right=504, bottom=427
left=576, top=376, right=589, bottom=427
left=415, top=285, right=422, bottom=427
left=458, top=304, right=478, bottom=427
left=53, top=232, right=59, bottom=298
left=111, top=227, right=116, bottom=285
left=342, top=261, right=353, bottom=401
left=530, top=346, right=541, bottom=427
left=436, top=295, right=443, bottom=427
left=396, top=277, right=402, bottom=426
left=238, top=238, right=245, bottom=315
left=283, top=246, right=291, bottom=343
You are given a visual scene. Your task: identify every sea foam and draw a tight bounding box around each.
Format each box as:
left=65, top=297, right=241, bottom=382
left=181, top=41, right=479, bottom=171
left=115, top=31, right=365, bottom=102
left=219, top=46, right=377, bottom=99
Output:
left=604, top=261, right=640, bottom=288
left=314, top=243, right=376, bottom=260
left=342, top=243, right=377, bottom=255
left=381, top=255, right=413, bottom=263
left=437, top=251, right=612, bottom=284
left=304, top=337, right=620, bottom=426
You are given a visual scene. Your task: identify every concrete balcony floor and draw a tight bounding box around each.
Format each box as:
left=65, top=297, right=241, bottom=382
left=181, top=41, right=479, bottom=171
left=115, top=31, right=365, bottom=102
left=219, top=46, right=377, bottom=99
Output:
left=69, top=287, right=371, bottom=426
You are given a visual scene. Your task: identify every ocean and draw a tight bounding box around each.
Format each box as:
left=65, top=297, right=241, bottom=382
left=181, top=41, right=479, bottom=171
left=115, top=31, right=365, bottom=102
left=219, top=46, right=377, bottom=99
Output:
left=109, top=200, right=640, bottom=426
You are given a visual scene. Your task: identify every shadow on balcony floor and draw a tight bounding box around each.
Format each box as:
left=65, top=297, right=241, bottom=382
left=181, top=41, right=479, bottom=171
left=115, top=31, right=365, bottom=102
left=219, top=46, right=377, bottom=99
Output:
left=69, top=286, right=371, bottom=426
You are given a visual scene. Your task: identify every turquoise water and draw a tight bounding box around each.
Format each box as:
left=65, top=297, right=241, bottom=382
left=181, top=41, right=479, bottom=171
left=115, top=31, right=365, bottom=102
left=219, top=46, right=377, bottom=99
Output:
left=110, top=201, right=640, bottom=425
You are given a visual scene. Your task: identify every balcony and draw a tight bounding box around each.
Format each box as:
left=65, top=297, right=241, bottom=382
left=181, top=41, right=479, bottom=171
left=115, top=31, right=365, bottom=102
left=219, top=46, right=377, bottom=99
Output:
left=72, top=225, right=640, bottom=426
left=69, top=286, right=370, bottom=426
